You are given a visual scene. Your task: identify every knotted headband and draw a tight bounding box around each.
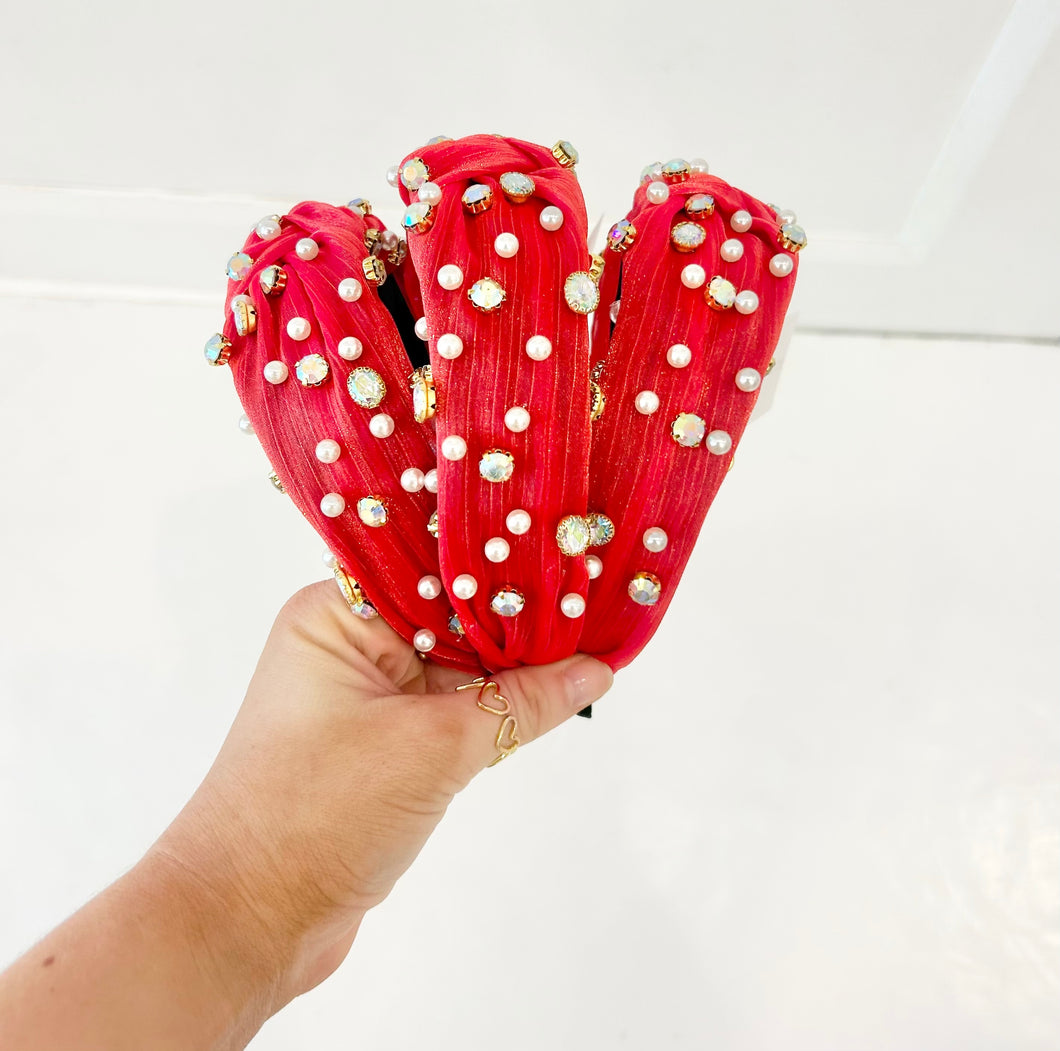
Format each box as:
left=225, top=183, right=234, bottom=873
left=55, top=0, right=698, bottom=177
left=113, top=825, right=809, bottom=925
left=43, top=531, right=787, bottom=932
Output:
left=207, top=134, right=804, bottom=674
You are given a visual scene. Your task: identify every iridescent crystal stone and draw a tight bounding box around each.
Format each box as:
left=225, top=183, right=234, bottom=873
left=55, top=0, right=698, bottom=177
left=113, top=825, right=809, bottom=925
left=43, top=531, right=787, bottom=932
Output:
left=479, top=449, right=515, bottom=483
left=403, top=201, right=434, bottom=234
left=490, top=589, right=525, bottom=617
left=628, top=572, right=662, bottom=606
left=564, top=272, right=600, bottom=314
left=268, top=470, right=285, bottom=493
left=203, top=332, right=232, bottom=366
left=552, top=140, right=579, bottom=167
left=448, top=612, right=465, bottom=637
left=427, top=510, right=439, bottom=538
left=779, top=222, right=807, bottom=252
left=347, top=367, right=387, bottom=408
left=670, top=221, right=706, bottom=253
left=427, top=135, right=452, bottom=145
left=468, top=277, right=507, bottom=313
left=351, top=599, right=379, bottom=620
left=671, top=412, right=706, bottom=447
left=295, top=353, right=330, bottom=387
left=347, top=197, right=372, bottom=215
left=226, top=252, right=253, bottom=281
left=410, top=365, right=435, bottom=422
left=555, top=515, right=591, bottom=556
left=587, top=513, right=615, bottom=546
left=400, top=157, right=430, bottom=191
left=499, top=171, right=535, bottom=202
left=607, top=218, right=636, bottom=253
left=661, top=158, right=690, bottom=182
left=705, top=275, right=737, bottom=310
left=259, top=264, right=286, bottom=296
left=640, top=161, right=663, bottom=183
left=461, top=183, right=494, bottom=214
left=685, top=194, right=715, bottom=218
left=230, top=295, right=256, bottom=335
left=362, top=256, right=387, bottom=286
left=357, top=496, right=388, bottom=527
left=333, top=567, right=379, bottom=619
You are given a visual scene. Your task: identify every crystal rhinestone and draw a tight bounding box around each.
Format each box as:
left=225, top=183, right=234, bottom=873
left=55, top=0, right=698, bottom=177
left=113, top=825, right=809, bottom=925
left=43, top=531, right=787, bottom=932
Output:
left=551, top=140, right=579, bottom=167
left=204, top=333, right=232, bottom=366
left=640, top=161, right=663, bottom=183
left=490, top=588, right=525, bottom=617
left=587, top=513, right=615, bottom=547
left=479, top=449, right=515, bottom=483
left=685, top=194, right=716, bottom=219
left=670, top=221, right=706, bottom=253
left=347, top=197, right=372, bottom=215
left=461, top=183, right=494, bottom=215
left=400, top=158, right=430, bottom=191
left=402, top=201, right=434, bottom=234
left=628, top=572, right=662, bottom=606
left=259, top=265, right=286, bottom=296
left=427, top=134, right=451, bottom=145
left=362, top=256, right=387, bottom=286
left=448, top=612, right=465, bottom=637
left=410, top=365, right=436, bottom=422
left=295, top=353, right=329, bottom=387
left=468, top=277, right=507, bottom=313
left=607, top=218, right=636, bottom=253
left=347, top=367, right=387, bottom=408
left=499, top=171, right=535, bottom=203
left=564, top=272, right=600, bottom=314
left=230, top=294, right=256, bottom=336
left=671, top=412, right=706, bottom=447
left=779, top=222, right=808, bottom=252
left=661, top=158, right=690, bottom=183
left=705, top=275, right=737, bottom=310
left=268, top=470, right=286, bottom=493
left=590, top=380, right=606, bottom=421
left=226, top=252, right=252, bottom=281
left=555, top=515, right=591, bottom=556
left=427, top=510, right=439, bottom=538
left=357, top=496, right=388, bottom=527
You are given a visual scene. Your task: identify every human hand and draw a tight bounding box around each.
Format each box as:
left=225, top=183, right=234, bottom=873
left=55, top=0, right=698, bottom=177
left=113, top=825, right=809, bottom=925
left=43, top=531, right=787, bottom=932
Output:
left=149, top=579, right=614, bottom=1009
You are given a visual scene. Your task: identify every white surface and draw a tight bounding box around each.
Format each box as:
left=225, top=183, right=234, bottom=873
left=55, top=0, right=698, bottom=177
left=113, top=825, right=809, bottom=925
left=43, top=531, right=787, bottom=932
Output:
left=0, top=295, right=1056, bottom=1049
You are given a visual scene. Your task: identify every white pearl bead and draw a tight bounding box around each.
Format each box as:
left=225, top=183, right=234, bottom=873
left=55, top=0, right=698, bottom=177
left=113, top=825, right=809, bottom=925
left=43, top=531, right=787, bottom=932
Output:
left=721, top=238, right=744, bottom=262
left=437, top=264, right=464, bottom=290
left=414, top=316, right=429, bottom=340
left=337, top=278, right=362, bottom=302
left=560, top=593, right=586, bottom=618
left=320, top=492, right=345, bottom=517
left=424, top=468, right=438, bottom=493
left=255, top=216, right=281, bottom=240
left=730, top=210, right=752, bottom=233
left=735, top=290, right=759, bottom=315
left=413, top=628, right=436, bottom=653
left=436, top=333, right=463, bottom=360
left=441, top=435, right=467, bottom=460
left=735, top=367, right=762, bottom=392
left=769, top=253, right=794, bottom=278
left=681, top=264, right=706, bottom=289
left=585, top=555, right=603, bottom=579
left=635, top=390, right=660, bottom=415
left=504, top=406, right=530, bottom=433
left=368, top=413, right=394, bottom=438
left=689, top=157, right=710, bottom=174
left=484, top=537, right=510, bottom=563
left=295, top=237, right=319, bottom=261
left=385, top=165, right=400, bottom=188
left=400, top=467, right=425, bottom=492
left=506, top=509, right=531, bottom=535
left=337, top=336, right=363, bottom=360
left=238, top=413, right=255, bottom=435
left=417, top=575, right=442, bottom=600
left=494, top=232, right=519, bottom=258
left=417, top=180, right=442, bottom=205
left=263, top=360, right=288, bottom=384
left=609, top=300, right=621, bottom=323
left=646, top=180, right=670, bottom=204
left=321, top=548, right=338, bottom=569
left=287, top=316, right=311, bottom=341
left=451, top=573, right=478, bottom=600
left=707, top=429, right=733, bottom=455
left=525, top=334, right=552, bottom=361
left=777, top=208, right=797, bottom=225
left=539, top=205, right=564, bottom=231
left=643, top=527, right=669, bottom=552
left=667, top=343, right=692, bottom=368
left=315, top=439, right=341, bottom=463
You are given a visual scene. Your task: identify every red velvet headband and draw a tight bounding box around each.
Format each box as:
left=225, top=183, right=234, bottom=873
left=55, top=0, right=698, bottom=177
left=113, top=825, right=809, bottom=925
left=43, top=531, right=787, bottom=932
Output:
left=207, top=134, right=803, bottom=674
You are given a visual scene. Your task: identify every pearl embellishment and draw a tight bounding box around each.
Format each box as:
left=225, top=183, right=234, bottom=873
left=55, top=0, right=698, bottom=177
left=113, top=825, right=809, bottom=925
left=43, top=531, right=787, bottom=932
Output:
left=322, top=548, right=337, bottom=569
left=646, top=180, right=670, bottom=204
left=777, top=208, right=797, bottom=225
left=238, top=413, right=254, bottom=435
left=337, top=336, right=363, bottom=360
left=667, top=344, right=692, bottom=368
left=525, top=335, right=552, bottom=361
left=643, top=527, right=669, bottom=552
left=385, top=165, right=400, bottom=188
left=730, top=210, right=752, bottom=233
left=706, top=430, right=733, bottom=455
left=436, top=333, right=463, bottom=359
left=287, top=317, right=311, bottom=341
left=506, top=509, right=531, bottom=535
left=769, top=254, right=794, bottom=277
left=400, top=467, right=425, bottom=492
left=735, top=290, right=759, bottom=314
left=414, top=316, right=429, bottom=340
left=320, top=492, right=346, bottom=517
left=368, top=413, right=394, bottom=438
left=484, top=537, right=510, bottom=563
left=417, top=575, right=442, bottom=600
left=689, top=157, right=710, bottom=173
left=263, top=360, right=289, bottom=384
left=504, top=406, right=530, bottom=433
left=417, top=181, right=442, bottom=205
left=494, top=232, right=519, bottom=258
left=721, top=239, right=744, bottom=262
left=424, top=468, right=438, bottom=493
left=451, top=574, right=478, bottom=600
left=437, top=264, right=464, bottom=290
left=441, top=435, right=467, bottom=460
left=539, top=205, right=564, bottom=231
left=412, top=628, right=436, bottom=653
left=560, top=593, right=586, bottom=618
left=295, top=237, right=319, bottom=261
left=585, top=555, right=603, bottom=579
left=635, top=390, right=660, bottom=415
left=681, top=264, right=706, bottom=289
left=255, top=215, right=281, bottom=240
left=315, top=439, right=341, bottom=463
left=735, top=367, right=762, bottom=391
left=337, top=278, right=362, bottom=302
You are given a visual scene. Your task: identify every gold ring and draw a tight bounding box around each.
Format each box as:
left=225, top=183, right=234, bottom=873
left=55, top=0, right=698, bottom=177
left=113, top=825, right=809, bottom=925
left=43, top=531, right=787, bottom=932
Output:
left=456, top=676, right=521, bottom=767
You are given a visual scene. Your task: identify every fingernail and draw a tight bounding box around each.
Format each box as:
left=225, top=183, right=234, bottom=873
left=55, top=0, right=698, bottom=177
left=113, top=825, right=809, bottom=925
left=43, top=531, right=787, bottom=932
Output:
left=563, top=655, right=614, bottom=709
